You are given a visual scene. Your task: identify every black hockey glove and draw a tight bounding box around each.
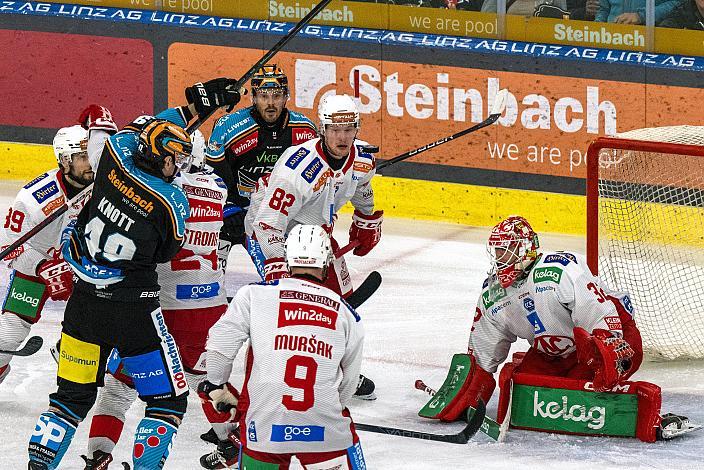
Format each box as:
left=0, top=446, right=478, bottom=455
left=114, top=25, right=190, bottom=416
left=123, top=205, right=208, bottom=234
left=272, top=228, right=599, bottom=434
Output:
left=185, top=78, right=241, bottom=119
left=220, top=208, right=247, bottom=246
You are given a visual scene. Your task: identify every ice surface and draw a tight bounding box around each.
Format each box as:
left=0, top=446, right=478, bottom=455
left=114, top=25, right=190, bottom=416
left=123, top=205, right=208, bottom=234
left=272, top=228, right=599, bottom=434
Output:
left=0, top=181, right=701, bottom=469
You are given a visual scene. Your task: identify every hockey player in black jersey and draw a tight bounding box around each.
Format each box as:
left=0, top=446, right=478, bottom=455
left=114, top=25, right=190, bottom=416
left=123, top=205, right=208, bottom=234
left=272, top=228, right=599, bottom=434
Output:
left=26, top=78, right=241, bottom=470
left=206, top=65, right=316, bottom=266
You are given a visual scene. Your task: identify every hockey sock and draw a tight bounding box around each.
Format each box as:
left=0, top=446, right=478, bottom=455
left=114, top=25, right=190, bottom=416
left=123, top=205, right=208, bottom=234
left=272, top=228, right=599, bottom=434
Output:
left=132, top=417, right=178, bottom=470
left=0, top=311, right=32, bottom=369
left=28, top=411, right=77, bottom=469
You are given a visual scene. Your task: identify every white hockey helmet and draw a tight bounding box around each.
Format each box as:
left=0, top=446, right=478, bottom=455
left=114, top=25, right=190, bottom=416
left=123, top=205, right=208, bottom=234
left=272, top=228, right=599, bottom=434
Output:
left=285, top=224, right=333, bottom=270
left=187, top=129, right=206, bottom=172
left=53, top=125, right=88, bottom=167
left=318, top=94, right=360, bottom=133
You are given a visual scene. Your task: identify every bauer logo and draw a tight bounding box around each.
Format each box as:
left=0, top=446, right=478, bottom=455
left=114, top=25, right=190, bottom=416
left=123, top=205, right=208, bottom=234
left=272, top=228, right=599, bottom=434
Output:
left=176, top=282, right=220, bottom=300
left=32, top=181, right=59, bottom=203
left=278, top=301, right=338, bottom=330
left=270, top=424, right=325, bottom=442
left=533, top=267, right=563, bottom=284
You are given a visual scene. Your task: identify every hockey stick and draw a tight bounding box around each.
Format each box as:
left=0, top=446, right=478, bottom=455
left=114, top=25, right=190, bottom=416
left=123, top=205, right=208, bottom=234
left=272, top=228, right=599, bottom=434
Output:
left=0, top=335, right=43, bottom=357
left=185, top=0, right=333, bottom=133
left=376, top=89, right=509, bottom=171
left=0, top=183, right=93, bottom=261
left=415, top=379, right=507, bottom=441
left=355, top=399, right=486, bottom=444
left=346, top=270, right=381, bottom=309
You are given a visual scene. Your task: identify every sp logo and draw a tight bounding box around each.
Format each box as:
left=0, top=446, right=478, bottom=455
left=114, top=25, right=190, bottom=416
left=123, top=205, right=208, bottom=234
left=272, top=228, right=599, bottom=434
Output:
left=533, top=335, right=575, bottom=356
left=32, top=415, right=67, bottom=449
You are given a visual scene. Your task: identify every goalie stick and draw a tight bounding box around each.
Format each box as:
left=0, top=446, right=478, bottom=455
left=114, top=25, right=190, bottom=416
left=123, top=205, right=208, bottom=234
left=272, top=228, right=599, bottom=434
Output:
left=376, top=89, right=509, bottom=171
left=415, top=379, right=509, bottom=442
left=0, top=335, right=43, bottom=357
left=355, top=399, right=485, bottom=444
left=185, top=0, right=334, bottom=133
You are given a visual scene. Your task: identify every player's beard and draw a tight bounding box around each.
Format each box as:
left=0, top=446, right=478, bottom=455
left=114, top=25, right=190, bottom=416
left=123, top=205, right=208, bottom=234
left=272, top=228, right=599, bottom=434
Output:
left=66, top=169, right=94, bottom=188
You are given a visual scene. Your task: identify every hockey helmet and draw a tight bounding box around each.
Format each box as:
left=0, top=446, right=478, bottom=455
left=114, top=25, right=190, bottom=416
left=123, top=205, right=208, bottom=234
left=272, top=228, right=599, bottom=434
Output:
left=251, top=64, right=288, bottom=95
left=318, top=94, right=360, bottom=132
left=135, top=120, right=192, bottom=180
left=53, top=125, right=88, bottom=168
left=487, top=216, right=540, bottom=288
left=285, top=224, right=333, bottom=271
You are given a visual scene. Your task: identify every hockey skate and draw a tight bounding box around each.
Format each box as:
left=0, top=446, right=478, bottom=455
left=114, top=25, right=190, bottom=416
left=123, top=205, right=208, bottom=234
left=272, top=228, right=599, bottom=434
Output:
left=657, top=413, right=703, bottom=440
left=200, top=437, right=240, bottom=469
left=200, top=427, right=219, bottom=445
left=353, top=374, right=376, bottom=400
left=81, top=450, right=113, bottom=470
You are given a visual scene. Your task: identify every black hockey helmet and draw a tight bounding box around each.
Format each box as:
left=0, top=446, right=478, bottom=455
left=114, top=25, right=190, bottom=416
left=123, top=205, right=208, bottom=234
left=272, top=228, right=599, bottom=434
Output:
left=250, top=64, right=288, bottom=95
left=135, top=120, right=192, bottom=181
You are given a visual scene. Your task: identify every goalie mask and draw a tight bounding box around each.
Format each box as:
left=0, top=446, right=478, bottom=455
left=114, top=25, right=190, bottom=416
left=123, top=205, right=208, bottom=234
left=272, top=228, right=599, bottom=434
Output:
left=487, top=216, right=540, bottom=288
left=53, top=125, right=88, bottom=169
left=285, top=225, right=333, bottom=273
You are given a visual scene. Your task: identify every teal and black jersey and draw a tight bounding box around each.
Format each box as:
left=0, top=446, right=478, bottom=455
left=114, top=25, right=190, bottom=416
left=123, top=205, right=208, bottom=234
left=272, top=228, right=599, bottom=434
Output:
left=64, top=107, right=191, bottom=289
left=206, top=107, right=317, bottom=209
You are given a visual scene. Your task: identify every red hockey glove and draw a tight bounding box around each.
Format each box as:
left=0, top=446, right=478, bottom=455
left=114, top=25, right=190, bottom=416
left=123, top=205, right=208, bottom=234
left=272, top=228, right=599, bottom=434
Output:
left=264, top=257, right=290, bottom=283
left=574, top=327, right=635, bottom=392
left=36, top=257, right=74, bottom=301
left=78, top=105, right=118, bottom=133
left=197, top=381, right=240, bottom=424
left=349, top=209, right=383, bottom=256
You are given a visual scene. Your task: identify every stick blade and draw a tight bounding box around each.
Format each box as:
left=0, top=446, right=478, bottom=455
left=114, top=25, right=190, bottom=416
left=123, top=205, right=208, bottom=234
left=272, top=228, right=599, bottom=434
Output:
left=3, top=335, right=44, bottom=357
left=490, top=89, right=509, bottom=116
left=346, top=271, right=382, bottom=309
left=456, top=399, right=487, bottom=444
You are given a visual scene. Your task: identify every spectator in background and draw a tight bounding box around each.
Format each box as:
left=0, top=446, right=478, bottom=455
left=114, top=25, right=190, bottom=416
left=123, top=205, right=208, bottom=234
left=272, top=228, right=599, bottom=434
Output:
left=567, top=0, right=600, bottom=19
left=594, top=0, right=681, bottom=24
left=659, top=0, right=704, bottom=28
left=481, top=0, right=569, bottom=16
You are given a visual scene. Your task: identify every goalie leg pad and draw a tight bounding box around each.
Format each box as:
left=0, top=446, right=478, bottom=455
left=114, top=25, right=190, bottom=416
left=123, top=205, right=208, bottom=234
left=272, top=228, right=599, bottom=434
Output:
left=418, top=353, right=495, bottom=422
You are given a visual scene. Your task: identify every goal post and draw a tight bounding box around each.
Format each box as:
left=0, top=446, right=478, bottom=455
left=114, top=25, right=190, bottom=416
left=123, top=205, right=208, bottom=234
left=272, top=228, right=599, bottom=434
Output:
left=587, top=126, right=704, bottom=360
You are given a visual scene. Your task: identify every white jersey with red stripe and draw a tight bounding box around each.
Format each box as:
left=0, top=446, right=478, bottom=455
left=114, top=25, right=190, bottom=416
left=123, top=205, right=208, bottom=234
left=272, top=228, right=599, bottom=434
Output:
left=156, top=170, right=228, bottom=310
left=244, top=137, right=376, bottom=261
left=206, top=276, right=364, bottom=454
left=469, top=251, right=635, bottom=373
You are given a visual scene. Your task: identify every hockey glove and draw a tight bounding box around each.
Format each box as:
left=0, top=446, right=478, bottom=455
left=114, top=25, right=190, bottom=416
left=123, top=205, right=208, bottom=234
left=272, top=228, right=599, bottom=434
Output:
left=220, top=207, right=246, bottom=246
left=264, top=257, right=290, bottom=283
left=78, top=105, right=118, bottom=133
left=197, top=380, right=240, bottom=424
left=574, top=327, right=635, bottom=392
left=349, top=209, right=383, bottom=256
left=37, top=257, right=74, bottom=301
left=185, top=78, right=241, bottom=119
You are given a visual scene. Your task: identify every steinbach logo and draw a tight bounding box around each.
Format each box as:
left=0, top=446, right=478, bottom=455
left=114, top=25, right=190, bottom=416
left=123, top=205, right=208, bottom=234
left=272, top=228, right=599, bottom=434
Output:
left=278, top=301, right=338, bottom=330
left=294, top=59, right=617, bottom=135
left=533, top=390, right=606, bottom=430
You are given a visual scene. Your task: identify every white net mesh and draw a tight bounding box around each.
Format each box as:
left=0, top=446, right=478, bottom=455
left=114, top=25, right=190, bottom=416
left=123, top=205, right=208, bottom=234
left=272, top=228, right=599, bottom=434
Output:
left=596, top=125, right=704, bottom=360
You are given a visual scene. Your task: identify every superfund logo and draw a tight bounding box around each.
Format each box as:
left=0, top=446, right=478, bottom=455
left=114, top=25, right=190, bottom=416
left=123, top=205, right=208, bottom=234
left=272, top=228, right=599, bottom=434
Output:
left=278, top=301, right=338, bottom=330
left=533, top=390, right=606, bottom=430
left=294, top=59, right=617, bottom=135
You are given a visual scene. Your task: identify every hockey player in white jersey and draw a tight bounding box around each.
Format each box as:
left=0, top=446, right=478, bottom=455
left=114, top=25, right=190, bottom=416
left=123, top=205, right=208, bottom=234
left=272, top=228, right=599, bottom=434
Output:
left=421, top=216, right=701, bottom=442
left=79, top=131, right=236, bottom=469
left=244, top=94, right=383, bottom=298
left=0, top=105, right=117, bottom=384
left=201, top=224, right=367, bottom=469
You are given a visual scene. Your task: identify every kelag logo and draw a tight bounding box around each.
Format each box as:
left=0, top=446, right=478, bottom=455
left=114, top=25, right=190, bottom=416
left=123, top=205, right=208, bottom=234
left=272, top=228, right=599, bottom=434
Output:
left=271, top=424, right=325, bottom=442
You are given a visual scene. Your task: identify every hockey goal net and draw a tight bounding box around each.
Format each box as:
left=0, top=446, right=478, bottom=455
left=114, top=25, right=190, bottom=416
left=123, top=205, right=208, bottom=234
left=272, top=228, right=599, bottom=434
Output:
left=587, top=126, right=704, bottom=360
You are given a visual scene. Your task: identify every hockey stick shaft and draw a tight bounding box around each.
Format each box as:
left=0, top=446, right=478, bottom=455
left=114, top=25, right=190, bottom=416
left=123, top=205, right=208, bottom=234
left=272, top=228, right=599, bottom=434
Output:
left=0, top=335, right=43, bottom=357
left=185, top=0, right=333, bottom=133
left=377, top=89, right=509, bottom=171
left=0, top=183, right=93, bottom=261
left=414, top=379, right=503, bottom=441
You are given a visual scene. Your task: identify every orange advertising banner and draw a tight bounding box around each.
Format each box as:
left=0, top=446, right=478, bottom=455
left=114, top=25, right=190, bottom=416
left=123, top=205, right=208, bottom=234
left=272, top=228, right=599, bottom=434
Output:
left=168, top=44, right=704, bottom=180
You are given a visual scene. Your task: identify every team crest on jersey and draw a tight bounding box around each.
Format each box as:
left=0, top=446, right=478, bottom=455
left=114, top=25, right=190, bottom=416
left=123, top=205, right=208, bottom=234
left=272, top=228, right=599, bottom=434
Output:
left=32, top=181, right=59, bottom=203
left=534, top=335, right=575, bottom=356
left=286, top=148, right=310, bottom=169
left=302, top=157, right=323, bottom=183
left=23, top=172, right=49, bottom=189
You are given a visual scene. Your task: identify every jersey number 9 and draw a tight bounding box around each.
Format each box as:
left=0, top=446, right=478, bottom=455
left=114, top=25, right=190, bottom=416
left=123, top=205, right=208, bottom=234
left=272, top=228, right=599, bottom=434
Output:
left=282, top=355, right=318, bottom=412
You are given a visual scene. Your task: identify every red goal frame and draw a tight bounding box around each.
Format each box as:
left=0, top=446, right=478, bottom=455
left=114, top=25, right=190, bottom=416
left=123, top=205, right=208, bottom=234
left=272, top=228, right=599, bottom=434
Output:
left=586, top=136, right=704, bottom=275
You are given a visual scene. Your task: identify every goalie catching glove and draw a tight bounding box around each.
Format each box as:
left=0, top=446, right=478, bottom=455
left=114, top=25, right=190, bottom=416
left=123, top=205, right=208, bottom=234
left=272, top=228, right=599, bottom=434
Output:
left=185, top=78, right=242, bottom=119
left=197, top=380, right=240, bottom=424
left=36, top=257, right=74, bottom=301
left=349, top=209, right=383, bottom=256
left=574, top=327, right=635, bottom=392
